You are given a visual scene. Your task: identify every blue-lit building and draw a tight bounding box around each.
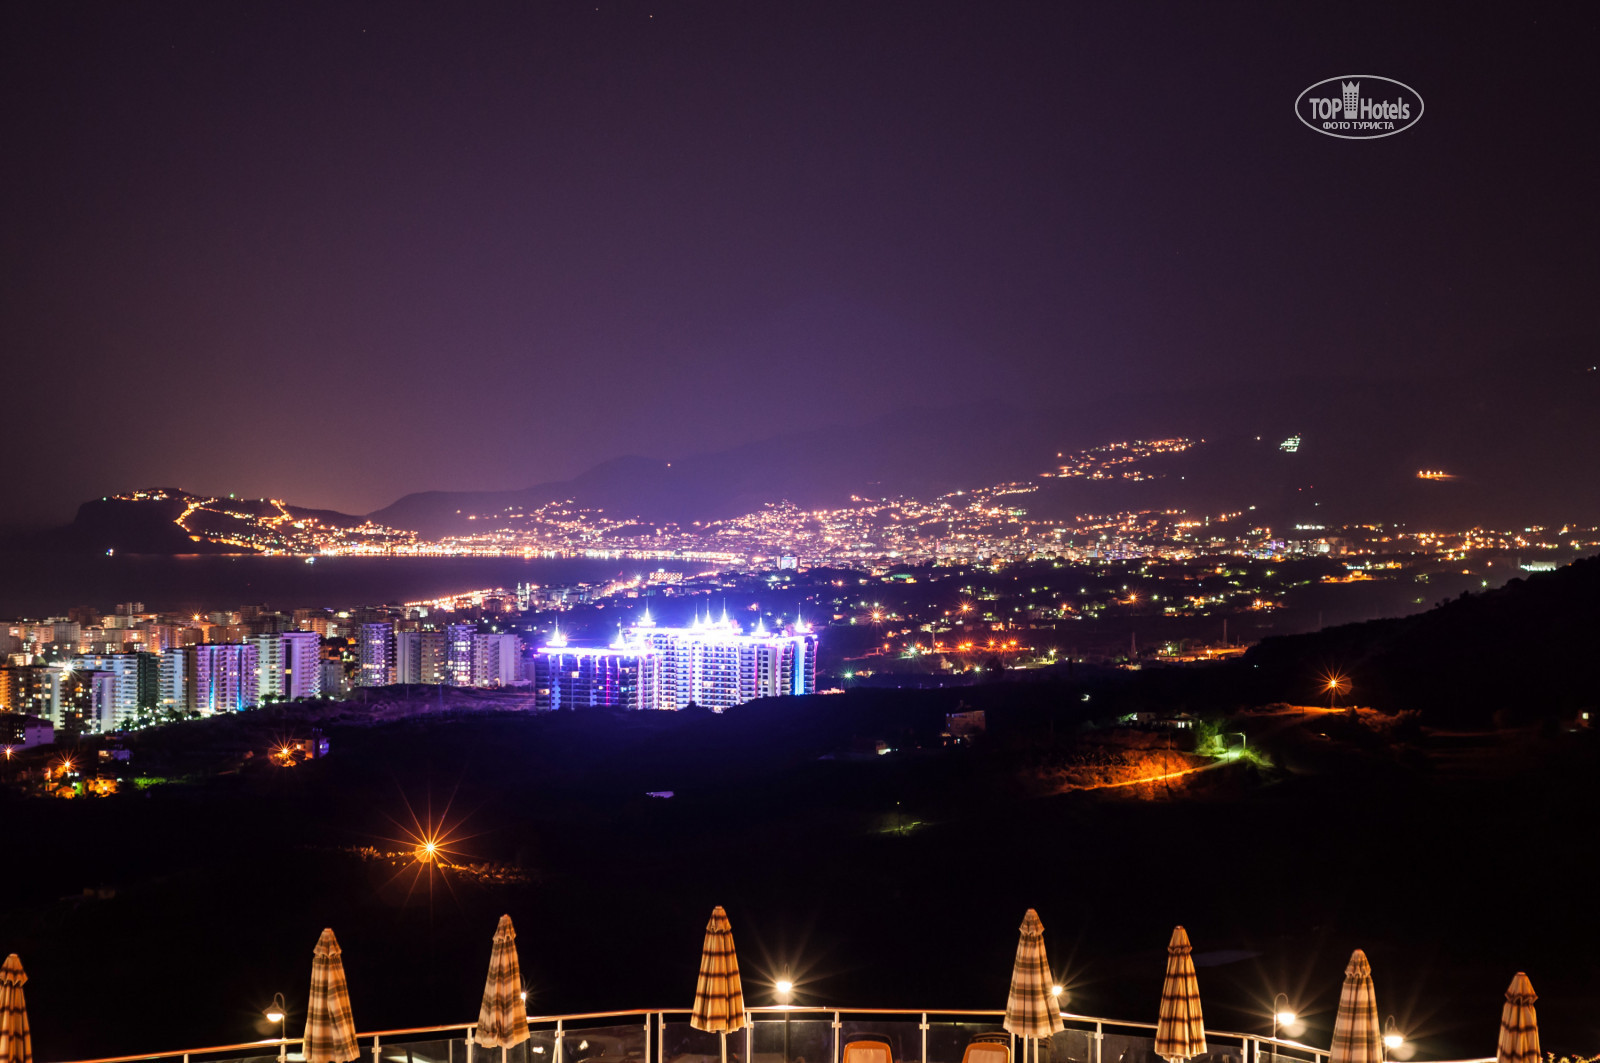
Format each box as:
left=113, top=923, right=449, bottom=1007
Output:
left=533, top=641, right=659, bottom=712
left=529, top=610, right=817, bottom=712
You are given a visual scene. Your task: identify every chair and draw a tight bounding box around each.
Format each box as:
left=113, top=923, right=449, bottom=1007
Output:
left=841, top=1040, right=895, bottom=1063
left=962, top=1042, right=1012, bottom=1063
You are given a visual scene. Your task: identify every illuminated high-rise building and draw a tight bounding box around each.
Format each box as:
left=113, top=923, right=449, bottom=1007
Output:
left=0, top=665, right=49, bottom=713
left=533, top=644, right=658, bottom=711
left=395, top=630, right=449, bottom=685
left=472, top=632, right=523, bottom=686
left=395, top=631, right=421, bottom=684
left=160, top=647, right=196, bottom=714
left=358, top=622, right=395, bottom=687
left=71, top=652, right=157, bottom=730
left=419, top=631, right=448, bottom=684
left=281, top=631, right=324, bottom=699
left=250, top=633, right=286, bottom=700
left=528, top=608, right=816, bottom=712
left=631, top=607, right=817, bottom=710
left=193, top=643, right=260, bottom=714
left=446, top=623, right=476, bottom=686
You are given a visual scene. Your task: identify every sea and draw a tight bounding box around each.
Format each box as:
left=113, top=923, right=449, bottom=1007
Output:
left=0, top=551, right=712, bottom=618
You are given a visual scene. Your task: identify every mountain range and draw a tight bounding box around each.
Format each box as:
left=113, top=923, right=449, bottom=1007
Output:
left=18, top=357, right=1600, bottom=551
left=370, top=361, right=1600, bottom=536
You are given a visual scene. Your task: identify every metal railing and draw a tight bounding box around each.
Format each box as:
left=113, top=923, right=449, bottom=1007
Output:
left=44, top=1007, right=1496, bottom=1063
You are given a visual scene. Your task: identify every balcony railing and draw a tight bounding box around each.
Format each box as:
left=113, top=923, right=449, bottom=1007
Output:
left=44, top=1007, right=1496, bottom=1063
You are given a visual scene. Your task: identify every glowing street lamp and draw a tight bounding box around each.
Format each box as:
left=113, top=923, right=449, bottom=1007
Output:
left=265, top=993, right=288, bottom=1062
left=775, top=977, right=795, bottom=1063
left=1382, top=1016, right=1404, bottom=1058
left=1322, top=672, right=1351, bottom=710
left=1270, top=995, right=1295, bottom=1063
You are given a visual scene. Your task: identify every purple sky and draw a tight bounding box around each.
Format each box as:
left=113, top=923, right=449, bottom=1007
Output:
left=3, top=2, right=1596, bottom=524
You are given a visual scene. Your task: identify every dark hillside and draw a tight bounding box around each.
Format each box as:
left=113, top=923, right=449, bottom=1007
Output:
left=1241, top=554, right=1600, bottom=724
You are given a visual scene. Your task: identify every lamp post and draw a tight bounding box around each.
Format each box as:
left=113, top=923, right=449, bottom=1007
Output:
left=1382, top=1016, right=1403, bottom=1063
left=1270, top=995, right=1294, bottom=1063
left=775, top=979, right=794, bottom=1063
left=266, top=993, right=288, bottom=1063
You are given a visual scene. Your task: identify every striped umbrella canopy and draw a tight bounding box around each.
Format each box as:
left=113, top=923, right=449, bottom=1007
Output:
left=304, top=929, right=360, bottom=1063
left=1154, top=927, right=1206, bottom=1063
left=690, top=906, right=746, bottom=1035
left=475, top=915, right=530, bottom=1049
left=1496, top=972, right=1540, bottom=1063
left=1004, top=909, right=1065, bottom=1042
left=0, top=954, right=31, bottom=1063
left=1330, top=950, right=1382, bottom=1063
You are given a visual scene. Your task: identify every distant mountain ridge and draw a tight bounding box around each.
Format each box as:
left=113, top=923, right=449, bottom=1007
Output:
left=23, top=490, right=375, bottom=555
left=19, top=354, right=1600, bottom=552
left=371, top=363, right=1600, bottom=537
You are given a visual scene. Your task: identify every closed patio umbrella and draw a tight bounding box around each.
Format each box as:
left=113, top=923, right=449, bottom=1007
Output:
left=0, top=955, right=30, bottom=1063
left=691, top=906, right=747, bottom=1063
left=1154, top=927, right=1205, bottom=1063
left=1496, top=973, right=1540, bottom=1063
left=1330, top=950, right=1382, bottom=1063
left=476, top=915, right=530, bottom=1051
left=304, top=929, right=360, bottom=1063
left=1004, top=909, right=1064, bottom=1063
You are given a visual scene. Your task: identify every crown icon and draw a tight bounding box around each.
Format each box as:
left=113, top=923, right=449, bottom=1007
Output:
left=1341, top=81, right=1360, bottom=117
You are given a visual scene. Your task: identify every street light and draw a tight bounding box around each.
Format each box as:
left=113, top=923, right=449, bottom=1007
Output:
left=775, top=977, right=794, bottom=1063
left=1322, top=672, right=1351, bottom=711
left=265, top=993, right=288, bottom=1062
left=1382, top=1016, right=1404, bottom=1060
left=1270, top=995, right=1294, bottom=1063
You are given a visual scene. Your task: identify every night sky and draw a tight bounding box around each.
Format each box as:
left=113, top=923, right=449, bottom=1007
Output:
left=4, top=2, right=1596, bottom=526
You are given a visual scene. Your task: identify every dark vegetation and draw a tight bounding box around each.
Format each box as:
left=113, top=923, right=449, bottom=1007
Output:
left=1241, top=555, right=1600, bottom=726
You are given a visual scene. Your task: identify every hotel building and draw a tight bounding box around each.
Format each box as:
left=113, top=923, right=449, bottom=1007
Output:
left=531, top=609, right=816, bottom=712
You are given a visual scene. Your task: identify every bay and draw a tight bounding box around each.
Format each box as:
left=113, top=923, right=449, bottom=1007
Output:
left=0, top=551, right=711, bottom=617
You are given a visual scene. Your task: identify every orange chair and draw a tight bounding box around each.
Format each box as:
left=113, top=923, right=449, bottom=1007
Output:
left=841, top=1041, right=895, bottom=1063
left=961, top=1043, right=1011, bottom=1063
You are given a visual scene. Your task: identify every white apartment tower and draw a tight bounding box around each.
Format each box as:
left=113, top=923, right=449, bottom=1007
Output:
left=282, top=631, right=323, bottom=699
